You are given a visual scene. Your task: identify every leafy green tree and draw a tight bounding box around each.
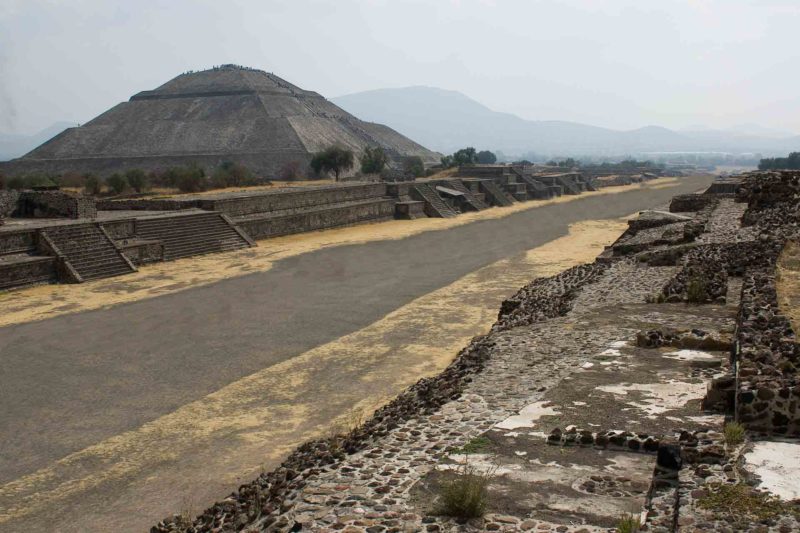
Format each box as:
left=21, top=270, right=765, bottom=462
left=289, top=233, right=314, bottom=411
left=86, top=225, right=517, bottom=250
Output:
left=7, top=173, right=57, bottom=190
left=106, top=173, right=128, bottom=195
left=452, top=147, right=478, bottom=166
left=310, top=146, right=355, bottom=181
left=360, top=146, right=388, bottom=174
left=759, top=152, right=800, bottom=170
left=403, top=156, right=425, bottom=178
left=125, top=169, right=148, bottom=193
left=476, top=150, right=497, bottom=164
left=440, top=155, right=455, bottom=168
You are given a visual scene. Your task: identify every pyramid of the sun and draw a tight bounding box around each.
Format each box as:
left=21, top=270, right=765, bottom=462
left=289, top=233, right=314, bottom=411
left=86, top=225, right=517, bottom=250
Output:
left=1, top=65, right=441, bottom=178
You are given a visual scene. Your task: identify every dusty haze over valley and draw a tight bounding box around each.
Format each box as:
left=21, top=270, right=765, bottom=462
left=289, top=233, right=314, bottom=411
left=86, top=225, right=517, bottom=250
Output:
left=2, top=2, right=800, bottom=533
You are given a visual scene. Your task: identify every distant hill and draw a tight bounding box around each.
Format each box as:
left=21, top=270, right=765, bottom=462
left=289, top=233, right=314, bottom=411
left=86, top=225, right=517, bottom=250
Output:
left=332, top=87, right=799, bottom=156
left=0, top=122, right=78, bottom=161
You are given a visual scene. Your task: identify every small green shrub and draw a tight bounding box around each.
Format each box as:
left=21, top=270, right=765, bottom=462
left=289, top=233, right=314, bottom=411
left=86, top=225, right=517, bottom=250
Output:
left=436, top=464, right=490, bottom=519
left=686, top=277, right=707, bottom=303
left=724, top=422, right=745, bottom=446
left=84, top=174, right=101, bottom=195
left=106, top=173, right=128, bottom=194
left=646, top=292, right=666, bottom=304
left=453, top=436, right=491, bottom=454
left=616, top=513, right=641, bottom=533
left=125, top=169, right=148, bottom=192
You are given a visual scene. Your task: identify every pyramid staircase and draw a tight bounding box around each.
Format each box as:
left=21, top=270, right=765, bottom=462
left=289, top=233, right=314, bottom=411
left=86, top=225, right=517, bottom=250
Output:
left=41, top=223, right=136, bottom=282
left=478, top=180, right=515, bottom=207
left=446, top=180, right=489, bottom=210
left=411, top=183, right=458, bottom=218
left=134, top=212, right=253, bottom=261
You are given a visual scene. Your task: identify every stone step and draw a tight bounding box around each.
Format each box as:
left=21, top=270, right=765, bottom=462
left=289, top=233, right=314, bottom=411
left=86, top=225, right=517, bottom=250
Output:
left=134, top=213, right=251, bottom=260
left=42, top=224, right=135, bottom=282
left=411, top=183, right=458, bottom=218
left=445, top=180, right=489, bottom=210
left=479, top=180, right=515, bottom=207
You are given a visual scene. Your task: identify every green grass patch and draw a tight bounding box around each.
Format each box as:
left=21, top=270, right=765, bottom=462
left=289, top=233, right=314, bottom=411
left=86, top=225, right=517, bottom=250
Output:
left=724, top=422, right=745, bottom=446
left=616, top=512, right=641, bottom=533
left=452, top=436, right=491, bottom=454
left=435, top=464, right=490, bottom=520
left=697, top=483, right=798, bottom=523
left=686, top=276, right=707, bottom=303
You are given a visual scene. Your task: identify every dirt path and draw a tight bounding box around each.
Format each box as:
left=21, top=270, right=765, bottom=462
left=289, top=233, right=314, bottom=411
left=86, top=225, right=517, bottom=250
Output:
left=0, top=175, right=712, bottom=532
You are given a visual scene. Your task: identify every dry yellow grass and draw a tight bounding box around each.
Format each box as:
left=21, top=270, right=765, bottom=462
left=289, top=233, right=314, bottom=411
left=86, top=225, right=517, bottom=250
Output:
left=0, top=216, right=629, bottom=527
left=777, top=241, right=800, bottom=333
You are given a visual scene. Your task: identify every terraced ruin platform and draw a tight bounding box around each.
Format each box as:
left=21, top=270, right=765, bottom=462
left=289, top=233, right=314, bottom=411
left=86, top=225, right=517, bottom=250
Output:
left=1, top=171, right=659, bottom=292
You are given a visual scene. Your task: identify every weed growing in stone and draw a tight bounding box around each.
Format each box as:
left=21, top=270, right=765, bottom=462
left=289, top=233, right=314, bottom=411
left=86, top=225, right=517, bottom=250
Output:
left=697, top=483, right=797, bottom=523
left=724, top=422, right=745, bottom=446
left=616, top=512, right=641, bottom=533
left=453, top=436, right=491, bottom=454
left=436, top=463, right=492, bottom=520
left=686, top=277, right=707, bottom=303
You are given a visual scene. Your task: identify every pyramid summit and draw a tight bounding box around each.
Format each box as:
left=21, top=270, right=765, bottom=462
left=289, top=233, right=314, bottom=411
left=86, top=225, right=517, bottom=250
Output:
left=1, top=65, right=440, bottom=177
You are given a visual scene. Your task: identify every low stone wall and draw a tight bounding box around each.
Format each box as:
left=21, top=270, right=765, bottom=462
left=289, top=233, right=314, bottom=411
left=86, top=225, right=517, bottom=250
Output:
left=97, top=199, right=198, bottom=211
left=119, top=239, right=164, bottom=265
left=669, top=193, right=720, bottom=212
left=236, top=198, right=395, bottom=239
left=198, top=183, right=388, bottom=217
left=0, top=256, right=55, bottom=290
left=15, top=191, right=96, bottom=219
left=394, top=201, right=425, bottom=219
left=0, top=229, right=37, bottom=255
left=100, top=219, right=136, bottom=239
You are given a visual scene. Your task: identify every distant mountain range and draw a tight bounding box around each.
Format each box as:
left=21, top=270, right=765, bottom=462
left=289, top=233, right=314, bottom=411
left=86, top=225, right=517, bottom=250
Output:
left=332, top=86, right=800, bottom=157
left=0, top=122, right=78, bottom=161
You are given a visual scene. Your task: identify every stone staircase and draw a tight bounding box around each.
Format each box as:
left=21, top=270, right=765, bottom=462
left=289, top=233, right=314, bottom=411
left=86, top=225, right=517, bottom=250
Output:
left=513, top=173, right=556, bottom=199
left=134, top=212, right=253, bottom=261
left=446, top=180, right=489, bottom=210
left=478, top=180, right=515, bottom=207
left=411, top=183, right=458, bottom=218
left=41, top=223, right=136, bottom=281
left=499, top=175, right=529, bottom=201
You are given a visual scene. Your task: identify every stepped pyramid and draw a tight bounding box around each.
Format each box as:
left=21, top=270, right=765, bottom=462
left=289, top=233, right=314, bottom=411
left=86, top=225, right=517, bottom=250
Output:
left=1, top=65, right=441, bottom=177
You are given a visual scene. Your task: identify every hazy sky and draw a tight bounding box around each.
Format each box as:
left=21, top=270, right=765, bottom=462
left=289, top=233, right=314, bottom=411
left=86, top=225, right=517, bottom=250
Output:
left=1, top=0, right=799, bottom=136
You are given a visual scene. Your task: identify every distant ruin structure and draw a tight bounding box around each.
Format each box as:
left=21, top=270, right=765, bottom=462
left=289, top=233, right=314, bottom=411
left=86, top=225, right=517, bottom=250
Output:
left=0, top=65, right=440, bottom=178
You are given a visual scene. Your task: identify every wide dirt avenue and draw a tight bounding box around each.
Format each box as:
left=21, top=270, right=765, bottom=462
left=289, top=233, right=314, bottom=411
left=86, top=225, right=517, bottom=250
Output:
left=0, top=175, right=712, bottom=532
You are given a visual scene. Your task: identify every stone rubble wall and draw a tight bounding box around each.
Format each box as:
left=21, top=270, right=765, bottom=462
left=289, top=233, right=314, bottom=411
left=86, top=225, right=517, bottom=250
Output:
left=730, top=171, right=800, bottom=436
left=14, top=190, right=97, bottom=219
left=0, top=190, right=20, bottom=225
left=199, top=184, right=389, bottom=217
